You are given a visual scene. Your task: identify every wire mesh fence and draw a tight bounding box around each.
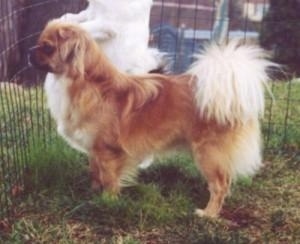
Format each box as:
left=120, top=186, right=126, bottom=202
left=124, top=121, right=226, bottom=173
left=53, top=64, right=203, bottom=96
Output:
left=0, top=0, right=86, bottom=222
left=0, top=0, right=299, bottom=222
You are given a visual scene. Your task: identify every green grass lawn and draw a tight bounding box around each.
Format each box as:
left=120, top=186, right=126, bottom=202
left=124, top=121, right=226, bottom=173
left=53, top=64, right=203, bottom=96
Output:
left=263, top=79, right=300, bottom=149
left=0, top=80, right=300, bottom=243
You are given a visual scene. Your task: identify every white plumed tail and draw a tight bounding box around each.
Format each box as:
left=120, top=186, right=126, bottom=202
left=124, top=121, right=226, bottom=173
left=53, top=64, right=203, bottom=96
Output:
left=188, top=40, right=274, bottom=125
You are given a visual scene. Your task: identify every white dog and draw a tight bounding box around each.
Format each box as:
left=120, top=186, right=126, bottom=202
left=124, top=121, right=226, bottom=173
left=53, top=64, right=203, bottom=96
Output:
left=59, top=0, right=164, bottom=74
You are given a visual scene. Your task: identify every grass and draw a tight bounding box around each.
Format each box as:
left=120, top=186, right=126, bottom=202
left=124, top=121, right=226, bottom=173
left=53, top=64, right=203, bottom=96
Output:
left=0, top=83, right=51, bottom=220
left=1, top=146, right=299, bottom=243
left=263, top=79, right=300, bottom=149
left=0, top=80, right=300, bottom=243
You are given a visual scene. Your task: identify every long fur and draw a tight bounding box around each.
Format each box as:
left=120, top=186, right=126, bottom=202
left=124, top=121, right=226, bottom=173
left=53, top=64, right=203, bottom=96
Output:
left=189, top=41, right=271, bottom=126
left=188, top=41, right=275, bottom=177
left=57, top=0, right=167, bottom=169
left=30, top=21, right=275, bottom=218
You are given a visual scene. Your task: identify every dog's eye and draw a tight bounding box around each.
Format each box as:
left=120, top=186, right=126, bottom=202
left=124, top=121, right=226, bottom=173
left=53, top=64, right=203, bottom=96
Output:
left=42, top=43, right=55, bottom=55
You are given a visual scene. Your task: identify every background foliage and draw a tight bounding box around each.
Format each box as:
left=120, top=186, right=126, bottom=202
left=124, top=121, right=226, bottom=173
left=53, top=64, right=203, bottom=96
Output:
left=260, top=0, right=300, bottom=77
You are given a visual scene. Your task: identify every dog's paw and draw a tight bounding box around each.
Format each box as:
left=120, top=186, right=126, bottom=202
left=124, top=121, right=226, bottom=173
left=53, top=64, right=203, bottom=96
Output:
left=138, top=156, right=154, bottom=169
left=195, top=208, right=206, bottom=217
left=60, top=13, right=79, bottom=23
left=101, top=191, right=119, bottom=203
left=194, top=208, right=218, bottom=218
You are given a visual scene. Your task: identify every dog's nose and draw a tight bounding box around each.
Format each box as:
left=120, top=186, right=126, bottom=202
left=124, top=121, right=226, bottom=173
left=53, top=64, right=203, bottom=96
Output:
left=27, top=46, right=53, bottom=72
left=28, top=46, right=40, bottom=67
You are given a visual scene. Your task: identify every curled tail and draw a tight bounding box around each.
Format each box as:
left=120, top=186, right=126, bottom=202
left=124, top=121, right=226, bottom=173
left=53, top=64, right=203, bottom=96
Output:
left=188, top=40, right=275, bottom=125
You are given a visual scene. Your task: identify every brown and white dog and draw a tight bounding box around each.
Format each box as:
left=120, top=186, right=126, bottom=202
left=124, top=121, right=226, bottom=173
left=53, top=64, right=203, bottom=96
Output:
left=29, top=20, right=274, bottom=218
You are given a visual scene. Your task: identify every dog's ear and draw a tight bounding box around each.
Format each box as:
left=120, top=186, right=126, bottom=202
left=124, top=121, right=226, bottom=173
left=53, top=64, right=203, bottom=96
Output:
left=71, top=37, right=86, bottom=78
left=57, top=27, right=86, bottom=77
left=57, top=27, right=75, bottom=40
left=57, top=27, right=76, bottom=61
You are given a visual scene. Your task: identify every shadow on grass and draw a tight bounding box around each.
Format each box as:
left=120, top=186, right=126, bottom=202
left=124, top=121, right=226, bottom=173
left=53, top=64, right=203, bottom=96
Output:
left=12, top=149, right=295, bottom=243
left=138, top=162, right=209, bottom=207
left=58, top=162, right=210, bottom=230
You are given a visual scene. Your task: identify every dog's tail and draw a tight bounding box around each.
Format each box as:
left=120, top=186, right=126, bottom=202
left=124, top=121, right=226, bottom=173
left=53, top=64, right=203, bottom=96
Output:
left=188, top=40, right=275, bottom=126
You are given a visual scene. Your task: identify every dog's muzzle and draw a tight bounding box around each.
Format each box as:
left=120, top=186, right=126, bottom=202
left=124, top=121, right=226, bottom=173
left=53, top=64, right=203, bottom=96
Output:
left=28, top=46, right=52, bottom=72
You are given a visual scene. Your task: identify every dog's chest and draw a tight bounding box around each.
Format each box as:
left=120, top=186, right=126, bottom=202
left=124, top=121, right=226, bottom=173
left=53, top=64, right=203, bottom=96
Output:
left=44, top=74, right=93, bottom=153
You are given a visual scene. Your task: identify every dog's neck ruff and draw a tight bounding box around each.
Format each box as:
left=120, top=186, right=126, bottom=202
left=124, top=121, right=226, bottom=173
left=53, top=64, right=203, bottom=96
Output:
left=44, top=73, right=94, bottom=153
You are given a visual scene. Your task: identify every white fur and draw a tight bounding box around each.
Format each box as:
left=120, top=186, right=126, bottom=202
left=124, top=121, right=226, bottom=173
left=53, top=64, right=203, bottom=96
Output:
left=44, top=74, right=94, bottom=154
left=188, top=40, right=274, bottom=125
left=60, top=0, right=163, bottom=74
left=188, top=41, right=276, bottom=178
left=230, top=120, right=262, bottom=178
left=138, top=155, right=154, bottom=169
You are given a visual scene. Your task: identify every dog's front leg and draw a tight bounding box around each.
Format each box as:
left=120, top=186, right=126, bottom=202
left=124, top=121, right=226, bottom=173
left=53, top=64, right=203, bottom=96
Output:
left=60, top=9, right=89, bottom=23
left=79, top=20, right=116, bottom=41
left=89, top=147, right=126, bottom=195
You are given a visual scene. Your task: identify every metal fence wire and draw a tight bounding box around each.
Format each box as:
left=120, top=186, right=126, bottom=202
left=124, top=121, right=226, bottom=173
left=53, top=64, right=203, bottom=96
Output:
left=0, top=0, right=86, bottom=222
left=0, top=0, right=299, bottom=221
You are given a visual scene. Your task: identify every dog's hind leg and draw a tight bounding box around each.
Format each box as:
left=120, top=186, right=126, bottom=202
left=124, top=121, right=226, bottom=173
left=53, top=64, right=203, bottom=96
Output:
left=192, top=143, right=232, bottom=218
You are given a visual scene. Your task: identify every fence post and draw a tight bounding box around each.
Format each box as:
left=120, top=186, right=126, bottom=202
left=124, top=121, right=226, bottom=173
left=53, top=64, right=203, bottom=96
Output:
left=212, top=0, right=229, bottom=43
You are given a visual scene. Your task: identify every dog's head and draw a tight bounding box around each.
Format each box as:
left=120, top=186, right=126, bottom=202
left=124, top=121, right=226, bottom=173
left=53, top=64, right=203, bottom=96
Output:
left=29, top=20, right=92, bottom=77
